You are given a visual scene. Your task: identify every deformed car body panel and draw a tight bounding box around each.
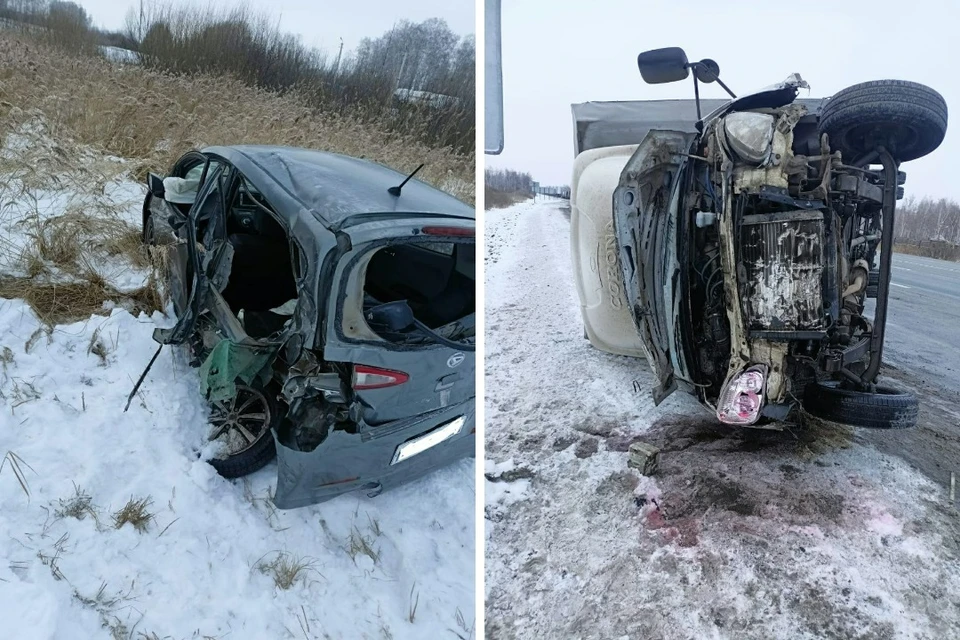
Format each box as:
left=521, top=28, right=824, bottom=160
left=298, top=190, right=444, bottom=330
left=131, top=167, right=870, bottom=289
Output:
left=611, top=130, right=698, bottom=404
left=201, top=145, right=473, bottom=230
left=273, top=399, right=475, bottom=509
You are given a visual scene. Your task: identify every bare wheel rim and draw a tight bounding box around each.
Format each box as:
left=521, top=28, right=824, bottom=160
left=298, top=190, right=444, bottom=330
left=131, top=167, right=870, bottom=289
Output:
left=208, top=385, right=271, bottom=457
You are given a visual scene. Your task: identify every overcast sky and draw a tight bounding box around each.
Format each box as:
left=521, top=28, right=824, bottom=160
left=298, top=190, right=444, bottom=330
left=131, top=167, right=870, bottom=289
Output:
left=486, top=0, right=958, bottom=200
left=79, top=0, right=474, bottom=55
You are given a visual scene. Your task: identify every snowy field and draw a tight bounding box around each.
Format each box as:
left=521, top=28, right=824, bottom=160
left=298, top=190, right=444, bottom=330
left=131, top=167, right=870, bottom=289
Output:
left=484, top=198, right=960, bottom=640
left=0, top=125, right=475, bottom=640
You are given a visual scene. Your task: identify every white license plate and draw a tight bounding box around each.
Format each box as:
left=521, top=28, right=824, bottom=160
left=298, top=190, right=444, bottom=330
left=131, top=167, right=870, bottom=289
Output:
left=391, top=415, right=466, bottom=465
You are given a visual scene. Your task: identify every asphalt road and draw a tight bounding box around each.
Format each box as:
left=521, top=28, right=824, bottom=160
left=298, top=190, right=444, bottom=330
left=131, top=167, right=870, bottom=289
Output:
left=883, top=253, right=960, bottom=393
left=857, top=253, right=960, bottom=488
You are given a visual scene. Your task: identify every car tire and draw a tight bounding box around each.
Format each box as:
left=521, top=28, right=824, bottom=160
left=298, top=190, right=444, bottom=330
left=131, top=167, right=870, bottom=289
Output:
left=819, top=80, right=947, bottom=162
left=207, top=383, right=279, bottom=478
left=143, top=210, right=157, bottom=245
left=803, top=380, right=918, bottom=429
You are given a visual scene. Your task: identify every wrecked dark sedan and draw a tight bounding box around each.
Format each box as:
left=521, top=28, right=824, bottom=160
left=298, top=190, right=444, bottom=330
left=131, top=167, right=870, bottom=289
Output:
left=140, top=146, right=475, bottom=508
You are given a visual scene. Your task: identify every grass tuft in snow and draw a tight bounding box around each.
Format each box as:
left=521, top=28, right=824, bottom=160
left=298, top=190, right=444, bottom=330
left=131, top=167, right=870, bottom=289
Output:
left=450, top=607, right=476, bottom=640
left=112, top=496, right=155, bottom=533
left=367, top=513, right=383, bottom=538
left=55, top=483, right=100, bottom=523
left=0, top=346, right=13, bottom=373
left=72, top=581, right=141, bottom=640
left=87, top=326, right=112, bottom=366
left=23, top=326, right=50, bottom=354
left=3, top=377, right=42, bottom=409
left=407, top=583, right=420, bottom=624
left=347, top=526, right=381, bottom=565
left=1, top=450, right=35, bottom=499
left=0, top=277, right=162, bottom=327
left=37, top=532, right=70, bottom=581
left=255, top=551, right=320, bottom=590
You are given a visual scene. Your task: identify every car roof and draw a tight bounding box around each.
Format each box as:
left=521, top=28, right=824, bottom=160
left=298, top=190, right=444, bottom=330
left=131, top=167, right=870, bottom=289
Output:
left=202, top=145, right=474, bottom=228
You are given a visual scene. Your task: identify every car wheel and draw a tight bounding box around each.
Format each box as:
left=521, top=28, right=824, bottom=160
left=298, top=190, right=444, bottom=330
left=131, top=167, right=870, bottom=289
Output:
left=206, top=383, right=278, bottom=478
left=143, top=213, right=157, bottom=245
left=819, top=80, right=947, bottom=163
left=803, top=380, right=918, bottom=429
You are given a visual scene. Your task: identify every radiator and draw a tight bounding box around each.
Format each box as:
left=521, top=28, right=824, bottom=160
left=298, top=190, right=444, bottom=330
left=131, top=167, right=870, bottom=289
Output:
left=738, top=209, right=825, bottom=335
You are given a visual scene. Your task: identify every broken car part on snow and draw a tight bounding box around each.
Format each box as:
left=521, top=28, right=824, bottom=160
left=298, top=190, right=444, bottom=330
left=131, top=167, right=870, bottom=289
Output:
left=571, top=46, right=947, bottom=430
left=137, top=146, right=475, bottom=508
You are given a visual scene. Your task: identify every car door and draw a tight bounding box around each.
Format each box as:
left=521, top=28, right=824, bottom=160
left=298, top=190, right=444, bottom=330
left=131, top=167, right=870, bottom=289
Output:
left=153, top=160, right=233, bottom=346
left=610, top=130, right=697, bottom=405
left=322, top=216, right=475, bottom=426
left=146, top=151, right=218, bottom=240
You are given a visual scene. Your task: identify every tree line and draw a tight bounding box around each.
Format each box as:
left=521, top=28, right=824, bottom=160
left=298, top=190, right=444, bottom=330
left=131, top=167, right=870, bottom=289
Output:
left=485, top=168, right=534, bottom=193
left=893, top=196, right=960, bottom=245
left=0, top=0, right=474, bottom=153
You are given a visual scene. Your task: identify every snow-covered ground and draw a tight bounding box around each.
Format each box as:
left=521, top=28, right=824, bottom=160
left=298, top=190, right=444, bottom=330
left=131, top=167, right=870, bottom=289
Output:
left=0, top=126, right=475, bottom=640
left=484, top=198, right=960, bottom=639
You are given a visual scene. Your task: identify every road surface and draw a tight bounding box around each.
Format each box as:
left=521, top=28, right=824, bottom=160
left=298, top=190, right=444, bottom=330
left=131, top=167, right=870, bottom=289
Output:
left=884, top=253, right=960, bottom=393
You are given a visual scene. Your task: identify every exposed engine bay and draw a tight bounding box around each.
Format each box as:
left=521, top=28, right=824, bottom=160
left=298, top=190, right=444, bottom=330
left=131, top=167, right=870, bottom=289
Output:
left=690, top=96, right=909, bottom=421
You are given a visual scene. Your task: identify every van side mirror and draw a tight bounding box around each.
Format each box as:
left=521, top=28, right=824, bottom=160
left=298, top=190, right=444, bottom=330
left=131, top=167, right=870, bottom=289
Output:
left=147, top=173, right=165, bottom=199
left=637, top=47, right=690, bottom=84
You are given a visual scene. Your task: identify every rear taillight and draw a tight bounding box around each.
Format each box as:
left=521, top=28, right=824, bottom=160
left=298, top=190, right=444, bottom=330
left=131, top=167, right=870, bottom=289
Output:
left=716, top=365, right=767, bottom=425
left=353, top=365, right=409, bottom=390
left=422, top=226, right=474, bottom=237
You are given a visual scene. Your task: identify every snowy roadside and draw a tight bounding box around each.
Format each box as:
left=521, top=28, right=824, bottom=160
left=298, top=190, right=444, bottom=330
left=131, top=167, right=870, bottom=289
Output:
left=0, top=127, right=475, bottom=640
left=484, top=198, right=960, bottom=640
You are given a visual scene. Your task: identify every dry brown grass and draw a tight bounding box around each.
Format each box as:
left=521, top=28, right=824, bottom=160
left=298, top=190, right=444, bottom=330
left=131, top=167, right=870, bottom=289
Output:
left=894, top=241, right=960, bottom=262
left=0, top=31, right=474, bottom=203
left=0, top=127, right=167, bottom=324
left=0, top=276, right=162, bottom=326
left=256, top=551, right=319, bottom=590
left=484, top=186, right=529, bottom=210
left=112, top=496, right=155, bottom=533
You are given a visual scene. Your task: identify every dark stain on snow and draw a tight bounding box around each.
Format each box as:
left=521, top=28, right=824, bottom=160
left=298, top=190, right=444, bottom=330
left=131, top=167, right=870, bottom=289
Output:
left=574, top=437, right=599, bottom=458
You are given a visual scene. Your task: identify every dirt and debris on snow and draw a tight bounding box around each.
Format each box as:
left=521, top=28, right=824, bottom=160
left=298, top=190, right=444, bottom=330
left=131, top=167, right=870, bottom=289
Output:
left=0, top=126, right=475, bottom=640
left=484, top=198, right=960, bottom=640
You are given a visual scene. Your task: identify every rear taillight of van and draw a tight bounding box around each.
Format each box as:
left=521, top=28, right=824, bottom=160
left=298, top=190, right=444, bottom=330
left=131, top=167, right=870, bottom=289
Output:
left=353, top=365, right=410, bottom=390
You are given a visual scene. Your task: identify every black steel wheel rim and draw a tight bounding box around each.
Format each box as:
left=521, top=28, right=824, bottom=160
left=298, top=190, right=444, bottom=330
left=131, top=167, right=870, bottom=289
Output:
left=208, top=385, right=271, bottom=457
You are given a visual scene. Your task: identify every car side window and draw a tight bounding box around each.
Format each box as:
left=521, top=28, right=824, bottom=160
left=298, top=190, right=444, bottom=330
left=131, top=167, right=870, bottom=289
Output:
left=183, top=160, right=223, bottom=184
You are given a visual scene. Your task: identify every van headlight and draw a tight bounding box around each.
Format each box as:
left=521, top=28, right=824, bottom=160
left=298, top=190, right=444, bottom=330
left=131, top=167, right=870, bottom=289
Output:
left=722, top=112, right=775, bottom=165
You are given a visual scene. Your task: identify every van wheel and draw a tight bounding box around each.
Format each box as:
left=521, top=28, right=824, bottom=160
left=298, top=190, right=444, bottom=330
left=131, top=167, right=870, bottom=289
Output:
left=819, top=80, right=947, bottom=162
left=803, top=381, right=918, bottom=429
left=207, top=383, right=278, bottom=478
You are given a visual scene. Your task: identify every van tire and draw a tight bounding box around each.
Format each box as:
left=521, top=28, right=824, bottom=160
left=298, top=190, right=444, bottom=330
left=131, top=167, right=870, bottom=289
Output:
left=819, top=80, right=947, bottom=162
left=803, top=380, right=918, bottom=429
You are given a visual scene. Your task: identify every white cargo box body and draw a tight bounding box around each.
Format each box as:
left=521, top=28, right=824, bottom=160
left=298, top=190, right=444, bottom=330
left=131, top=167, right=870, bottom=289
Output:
left=571, top=144, right=644, bottom=358
left=569, top=100, right=731, bottom=359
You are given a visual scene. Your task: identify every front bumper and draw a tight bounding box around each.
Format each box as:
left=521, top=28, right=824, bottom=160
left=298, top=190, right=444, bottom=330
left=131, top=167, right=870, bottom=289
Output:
left=271, top=398, right=476, bottom=509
